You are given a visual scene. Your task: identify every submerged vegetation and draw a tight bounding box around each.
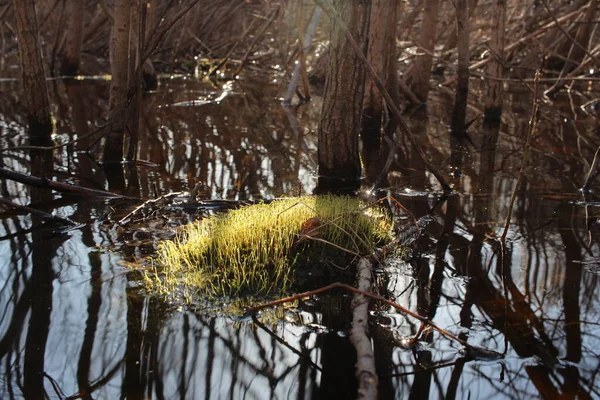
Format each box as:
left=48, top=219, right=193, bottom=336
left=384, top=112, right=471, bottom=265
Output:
left=151, top=195, right=393, bottom=297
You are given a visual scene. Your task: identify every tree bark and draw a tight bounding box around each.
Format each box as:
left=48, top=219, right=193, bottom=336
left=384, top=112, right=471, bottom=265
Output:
left=361, top=0, right=399, bottom=187
left=484, top=0, right=506, bottom=121
left=405, top=0, right=440, bottom=103
left=362, top=0, right=399, bottom=139
left=103, top=0, right=131, bottom=164
left=13, top=0, right=53, bottom=142
left=450, top=0, right=470, bottom=137
left=61, top=0, right=84, bottom=76
left=442, top=0, right=479, bottom=52
left=316, top=0, right=371, bottom=194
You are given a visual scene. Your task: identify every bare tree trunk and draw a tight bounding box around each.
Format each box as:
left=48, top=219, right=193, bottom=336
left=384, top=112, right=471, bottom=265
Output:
left=362, top=0, right=399, bottom=138
left=103, top=0, right=131, bottom=164
left=361, top=0, right=399, bottom=187
left=404, top=0, right=440, bottom=103
left=443, top=0, right=479, bottom=52
left=13, top=0, right=53, bottom=142
left=484, top=0, right=506, bottom=121
left=450, top=0, right=470, bottom=137
left=138, top=0, right=157, bottom=91
left=316, top=0, right=371, bottom=194
left=60, top=0, right=84, bottom=76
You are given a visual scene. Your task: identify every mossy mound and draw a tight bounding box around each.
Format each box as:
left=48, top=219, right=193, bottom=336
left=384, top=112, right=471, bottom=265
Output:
left=150, top=195, right=392, bottom=297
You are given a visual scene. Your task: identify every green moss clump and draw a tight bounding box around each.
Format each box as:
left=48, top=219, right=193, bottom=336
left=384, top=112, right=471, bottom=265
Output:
left=151, top=195, right=392, bottom=297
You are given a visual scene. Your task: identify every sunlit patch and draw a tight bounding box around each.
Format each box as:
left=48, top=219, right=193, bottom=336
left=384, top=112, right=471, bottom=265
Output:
left=149, top=195, right=394, bottom=299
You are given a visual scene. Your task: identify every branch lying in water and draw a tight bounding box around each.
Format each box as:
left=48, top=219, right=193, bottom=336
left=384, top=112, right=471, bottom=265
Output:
left=247, top=228, right=503, bottom=400
left=0, top=167, right=139, bottom=200
left=0, top=198, right=78, bottom=226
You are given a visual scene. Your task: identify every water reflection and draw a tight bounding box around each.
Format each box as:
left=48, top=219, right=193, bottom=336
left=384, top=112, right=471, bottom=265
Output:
left=0, top=75, right=599, bottom=398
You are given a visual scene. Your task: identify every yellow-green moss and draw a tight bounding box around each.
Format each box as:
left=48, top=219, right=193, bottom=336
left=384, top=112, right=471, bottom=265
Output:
left=151, top=195, right=392, bottom=297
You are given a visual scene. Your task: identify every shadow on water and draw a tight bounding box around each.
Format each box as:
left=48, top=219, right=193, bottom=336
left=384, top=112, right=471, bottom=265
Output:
left=0, top=73, right=599, bottom=399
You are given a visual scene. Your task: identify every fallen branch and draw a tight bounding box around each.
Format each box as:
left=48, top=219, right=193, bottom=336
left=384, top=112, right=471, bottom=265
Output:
left=0, top=198, right=78, bottom=226
left=0, top=167, right=139, bottom=199
left=117, top=191, right=183, bottom=225
left=248, top=221, right=501, bottom=398
left=247, top=281, right=501, bottom=358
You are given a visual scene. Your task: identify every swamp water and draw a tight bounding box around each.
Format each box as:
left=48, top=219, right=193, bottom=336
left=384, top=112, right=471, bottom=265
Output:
left=0, top=73, right=599, bottom=399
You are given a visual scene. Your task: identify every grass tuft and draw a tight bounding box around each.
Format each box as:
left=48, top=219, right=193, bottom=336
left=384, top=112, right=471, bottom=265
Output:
left=152, top=195, right=392, bottom=297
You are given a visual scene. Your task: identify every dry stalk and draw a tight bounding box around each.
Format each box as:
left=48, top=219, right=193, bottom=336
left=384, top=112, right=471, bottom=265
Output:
left=500, top=71, right=540, bottom=242
left=582, top=146, right=600, bottom=190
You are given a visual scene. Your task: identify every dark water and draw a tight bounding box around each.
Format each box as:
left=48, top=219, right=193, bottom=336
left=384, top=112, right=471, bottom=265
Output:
left=0, top=73, right=599, bottom=399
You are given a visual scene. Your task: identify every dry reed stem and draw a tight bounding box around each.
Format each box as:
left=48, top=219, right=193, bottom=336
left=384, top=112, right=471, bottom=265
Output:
left=500, top=70, right=540, bottom=242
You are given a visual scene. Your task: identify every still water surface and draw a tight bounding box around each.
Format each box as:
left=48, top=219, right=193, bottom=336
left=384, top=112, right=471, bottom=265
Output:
left=0, top=74, right=598, bottom=399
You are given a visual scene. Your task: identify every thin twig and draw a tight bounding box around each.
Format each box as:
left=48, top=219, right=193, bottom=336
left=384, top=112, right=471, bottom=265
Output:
left=283, top=5, right=322, bottom=106
left=582, top=146, right=600, bottom=190
left=0, top=124, right=108, bottom=154
left=249, top=281, right=484, bottom=351
left=540, top=0, right=600, bottom=66
left=500, top=71, right=541, bottom=242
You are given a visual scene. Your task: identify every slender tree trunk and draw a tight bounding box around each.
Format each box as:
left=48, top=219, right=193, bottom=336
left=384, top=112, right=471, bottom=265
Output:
left=450, top=0, right=470, bottom=137
left=316, top=0, right=371, bottom=194
left=103, top=0, right=131, bottom=164
left=142, top=0, right=159, bottom=90
left=13, top=0, right=53, bottom=142
left=484, top=0, right=506, bottom=121
left=443, top=0, right=479, bottom=52
left=61, top=0, right=84, bottom=76
left=405, top=0, right=440, bottom=103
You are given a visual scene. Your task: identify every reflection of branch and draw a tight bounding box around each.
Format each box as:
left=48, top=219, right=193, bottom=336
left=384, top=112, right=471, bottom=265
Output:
left=380, top=358, right=466, bottom=378
left=191, top=314, right=287, bottom=377
left=251, top=314, right=322, bottom=371
left=0, top=124, right=108, bottom=154
left=249, top=282, right=501, bottom=357
left=64, top=361, right=124, bottom=400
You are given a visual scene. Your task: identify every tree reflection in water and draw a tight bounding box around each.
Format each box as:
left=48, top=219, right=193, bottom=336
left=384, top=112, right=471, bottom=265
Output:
left=0, top=75, right=598, bottom=399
